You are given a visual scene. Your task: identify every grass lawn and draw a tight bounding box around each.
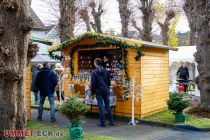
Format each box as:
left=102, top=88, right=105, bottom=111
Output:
left=26, top=121, right=122, bottom=140
left=142, top=110, right=210, bottom=128
left=31, top=93, right=60, bottom=110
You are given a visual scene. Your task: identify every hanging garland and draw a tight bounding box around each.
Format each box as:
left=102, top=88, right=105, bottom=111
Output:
left=49, top=51, right=63, bottom=60
left=50, top=33, right=144, bottom=83
left=122, top=48, right=129, bottom=82
left=51, top=33, right=144, bottom=61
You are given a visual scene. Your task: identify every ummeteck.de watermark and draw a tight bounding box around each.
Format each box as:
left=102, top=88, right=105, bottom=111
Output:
left=3, top=130, right=64, bottom=137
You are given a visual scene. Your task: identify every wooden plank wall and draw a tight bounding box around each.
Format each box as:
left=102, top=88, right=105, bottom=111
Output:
left=26, top=65, right=31, bottom=120
left=140, top=47, right=169, bottom=118
left=123, top=48, right=141, bottom=117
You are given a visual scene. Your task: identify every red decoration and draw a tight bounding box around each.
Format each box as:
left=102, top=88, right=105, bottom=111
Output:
left=178, top=85, right=184, bottom=92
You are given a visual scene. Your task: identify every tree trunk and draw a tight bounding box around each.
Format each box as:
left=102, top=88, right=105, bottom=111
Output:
left=158, top=10, right=175, bottom=45
left=0, top=0, right=35, bottom=139
left=183, top=0, right=196, bottom=45
left=160, top=25, right=169, bottom=45
left=59, top=0, right=77, bottom=42
left=140, top=0, right=155, bottom=42
left=89, top=1, right=103, bottom=33
left=131, top=18, right=142, bottom=38
left=93, top=13, right=103, bottom=33
left=193, top=0, right=210, bottom=109
left=142, top=12, right=153, bottom=41
left=79, top=8, right=91, bottom=32
left=117, top=0, right=131, bottom=37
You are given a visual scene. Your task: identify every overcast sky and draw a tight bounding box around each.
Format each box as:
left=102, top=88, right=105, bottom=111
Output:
left=31, top=0, right=190, bottom=35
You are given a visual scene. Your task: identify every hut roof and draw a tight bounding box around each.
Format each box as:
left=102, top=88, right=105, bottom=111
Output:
left=169, top=46, right=196, bottom=62
left=31, top=54, right=59, bottom=63
left=30, top=8, right=45, bottom=29
left=48, top=32, right=177, bottom=52
left=31, top=36, right=53, bottom=45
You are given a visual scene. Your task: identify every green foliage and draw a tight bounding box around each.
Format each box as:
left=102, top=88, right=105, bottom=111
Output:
left=168, top=16, right=179, bottom=47
left=51, top=33, right=144, bottom=61
left=167, top=92, right=191, bottom=114
left=143, top=110, right=210, bottom=128
left=60, top=98, right=89, bottom=124
left=49, top=51, right=63, bottom=60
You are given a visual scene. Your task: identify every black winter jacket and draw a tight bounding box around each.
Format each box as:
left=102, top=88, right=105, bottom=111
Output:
left=31, top=67, right=41, bottom=93
left=176, top=66, right=189, bottom=81
left=35, top=68, right=58, bottom=96
left=91, top=66, right=111, bottom=96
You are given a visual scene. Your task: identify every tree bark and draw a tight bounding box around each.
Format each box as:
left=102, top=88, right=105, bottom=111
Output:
left=59, top=0, right=77, bottom=42
left=0, top=0, right=35, bottom=139
left=79, top=8, right=91, bottom=32
left=117, top=0, right=131, bottom=37
left=131, top=18, right=142, bottom=38
left=183, top=0, right=197, bottom=45
left=89, top=1, right=103, bottom=33
left=158, top=10, right=175, bottom=45
left=139, top=0, right=155, bottom=41
left=193, top=0, right=210, bottom=109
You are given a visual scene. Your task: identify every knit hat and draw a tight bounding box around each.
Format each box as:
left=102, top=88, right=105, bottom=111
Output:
left=55, top=63, right=64, bottom=71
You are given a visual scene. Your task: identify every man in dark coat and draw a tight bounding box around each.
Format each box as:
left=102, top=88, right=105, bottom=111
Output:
left=176, top=62, right=189, bottom=92
left=91, top=58, right=114, bottom=127
left=35, top=62, right=58, bottom=122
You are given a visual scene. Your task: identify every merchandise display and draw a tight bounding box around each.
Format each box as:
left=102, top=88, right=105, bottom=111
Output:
left=76, top=49, right=123, bottom=83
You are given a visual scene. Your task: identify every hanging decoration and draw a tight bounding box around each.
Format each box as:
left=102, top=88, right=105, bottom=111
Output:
left=49, top=32, right=144, bottom=83
left=69, top=42, right=110, bottom=76
left=49, top=51, right=63, bottom=60
left=50, top=33, right=144, bottom=61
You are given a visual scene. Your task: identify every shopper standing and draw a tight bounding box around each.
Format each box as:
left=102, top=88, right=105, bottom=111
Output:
left=176, top=62, right=189, bottom=92
left=35, top=62, right=58, bottom=122
left=54, top=63, right=65, bottom=106
left=31, top=64, right=43, bottom=105
left=91, top=58, right=114, bottom=127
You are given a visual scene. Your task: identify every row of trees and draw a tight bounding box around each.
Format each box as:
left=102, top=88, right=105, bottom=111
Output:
left=43, top=0, right=180, bottom=46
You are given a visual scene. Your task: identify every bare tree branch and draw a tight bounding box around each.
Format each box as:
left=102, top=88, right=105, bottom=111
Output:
left=117, top=0, right=131, bottom=37
left=89, top=0, right=105, bottom=33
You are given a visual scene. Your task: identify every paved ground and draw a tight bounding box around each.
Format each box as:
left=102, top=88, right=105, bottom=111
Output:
left=31, top=109, right=210, bottom=140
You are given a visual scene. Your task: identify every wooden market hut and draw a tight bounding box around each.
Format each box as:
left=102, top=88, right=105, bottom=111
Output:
left=48, top=32, right=177, bottom=118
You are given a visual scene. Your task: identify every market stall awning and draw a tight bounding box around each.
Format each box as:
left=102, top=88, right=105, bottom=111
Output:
left=169, top=46, right=196, bottom=62
left=31, top=54, right=59, bottom=63
left=48, top=32, right=177, bottom=52
left=31, top=36, right=53, bottom=45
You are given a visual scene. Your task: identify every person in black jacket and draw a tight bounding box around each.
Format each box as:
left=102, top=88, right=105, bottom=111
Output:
left=91, top=58, right=114, bottom=127
left=35, top=62, right=58, bottom=122
left=31, top=64, right=43, bottom=105
left=176, top=62, right=189, bottom=92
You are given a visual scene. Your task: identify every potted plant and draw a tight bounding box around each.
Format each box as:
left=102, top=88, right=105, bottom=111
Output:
left=167, top=92, right=191, bottom=123
left=60, top=97, right=89, bottom=140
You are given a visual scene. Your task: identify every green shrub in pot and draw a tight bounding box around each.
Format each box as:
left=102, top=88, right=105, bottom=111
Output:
left=167, top=92, right=191, bottom=123
left=60, top=97, right=89, bottom=140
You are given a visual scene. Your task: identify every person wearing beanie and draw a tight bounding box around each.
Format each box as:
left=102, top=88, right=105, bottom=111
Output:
left=54, top=63, right=65, bottom=106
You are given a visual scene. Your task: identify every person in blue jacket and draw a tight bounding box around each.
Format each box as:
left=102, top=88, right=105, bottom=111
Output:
left=35, top=62, right=58, bottom=122
left=91, top=58, right=114, bottom=127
